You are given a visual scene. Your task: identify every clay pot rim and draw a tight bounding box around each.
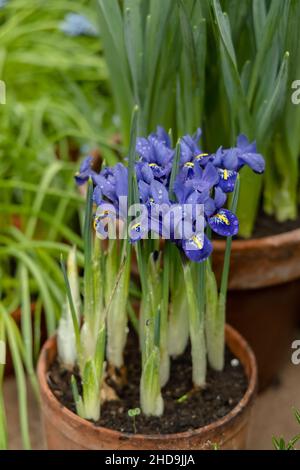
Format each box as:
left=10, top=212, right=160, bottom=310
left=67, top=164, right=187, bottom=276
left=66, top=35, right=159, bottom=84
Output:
left=37, top=324, right=257, bottom=443
left=213, top=227, right=300, bottom=251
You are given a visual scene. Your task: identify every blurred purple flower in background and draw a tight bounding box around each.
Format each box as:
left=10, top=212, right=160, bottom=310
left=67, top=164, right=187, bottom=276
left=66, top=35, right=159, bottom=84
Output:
left=60, top=13, right=98, bottom=37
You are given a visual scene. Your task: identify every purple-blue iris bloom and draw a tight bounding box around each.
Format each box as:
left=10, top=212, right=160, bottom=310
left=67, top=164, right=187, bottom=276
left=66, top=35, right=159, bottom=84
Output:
left=180, top=128, right=211, bottom=169
left=93, top=164, right=128, bottom=237
left=93, top=163, right=128, bottom=206
left=212, top=135, right=265, bottom=193
left=136, top=134, right=174, bottom=181
left=174, top=162, right=219, bottom=206
left=60, top=13, right=98, bottom=37
left=174, top=169, right=238, bottom=241
left=75, top=156, right=99, bottom=186
left=180, top=128, right=202, bottom=164
left=150, top=126, right=172, bottom=148
left=77, top=127, right=265, bottom=263
left=205, top=186, right=239, bottom=237
left=182, top=234, right=212, bottom=263
left=129, top=179, right=171, bottom=242
left=171, top=174, right=212, bottom=262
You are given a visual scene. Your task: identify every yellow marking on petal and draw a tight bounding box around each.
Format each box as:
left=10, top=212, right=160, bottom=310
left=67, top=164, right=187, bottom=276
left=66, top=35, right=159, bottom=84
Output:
left=132, top=222, right=141, bottom=231
left=93, top=217, right=99, bottom=230
left=149, top=163, right=159, bottom=168
left=93, top=210, right=110, bottom=229
left=192, top=235, right=203, bottom=249
left=223, top=169, right=229, bottom=180
left=216, top=213, right=230, bottom=225
left=195, top=153, right=208, bottom=160
left=184, top=162, right=194, bottom=168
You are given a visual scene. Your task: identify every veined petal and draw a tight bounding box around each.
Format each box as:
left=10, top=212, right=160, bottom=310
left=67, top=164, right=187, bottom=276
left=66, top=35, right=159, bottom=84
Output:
left=214, top=186, right=227, bottom=209
left=114, top=163, right=128, bottom=198
left=202, top=162, right=219, bottom=187
left=74, top=156, right=94, bottom=185
left=223, top=149, right=239, bottom=170
left=94, top=204, right=117, bottom=238
left=217, top=168, right=237, bottom=193
left=93, top=185, right=103, bottom=206
left=237, top=134, right=257, bottom=154
left=182, top=234, right=212, bottom=262
left=212, top=147, right=224, bottom=167
left=136, top=162, right=154, bottom=184
left=138, top=180, right=151, bottom=203
left=150, top=180, right=170, bottom=205
left=208, top=209, right=239, bottom=237
left=129, top=219, right=148, bottom=242
left=136, top=137, right=152, bottom=161
left=239, top=152, right=265, bottom=174
left=236, top=134, right=250, bottom=149
left=153, top=126, right=171, bottom=147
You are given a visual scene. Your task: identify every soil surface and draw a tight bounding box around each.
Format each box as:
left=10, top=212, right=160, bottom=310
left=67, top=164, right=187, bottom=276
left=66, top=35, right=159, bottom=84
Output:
left=48, top=334, right=247, bottom=435
left=250, top=208, right=300, bottom=238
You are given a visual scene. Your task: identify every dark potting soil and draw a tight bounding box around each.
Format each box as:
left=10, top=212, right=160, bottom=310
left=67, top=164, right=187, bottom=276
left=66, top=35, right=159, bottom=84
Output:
left=250, top=208, right=300, bottom=238
left=48, top=334, right=247, bottom=435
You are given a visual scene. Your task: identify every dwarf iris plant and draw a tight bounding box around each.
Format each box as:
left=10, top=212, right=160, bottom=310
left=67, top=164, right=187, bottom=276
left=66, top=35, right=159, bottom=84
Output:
left=60, top=110, right=264, bottom=420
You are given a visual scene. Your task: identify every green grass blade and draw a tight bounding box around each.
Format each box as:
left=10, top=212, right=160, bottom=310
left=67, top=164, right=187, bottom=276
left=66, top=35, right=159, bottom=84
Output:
left=1, top=304, right=31, bottom=450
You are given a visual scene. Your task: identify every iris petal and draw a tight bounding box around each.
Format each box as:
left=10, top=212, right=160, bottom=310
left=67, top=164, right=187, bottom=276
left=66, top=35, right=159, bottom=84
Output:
left=182, top=234, right=212, bottom=262
left=129, top=221, right=147, bottom=242
left=214, top=186, right=227, bottom=209
left=239, top=152, right=265, bottom=174
left=217, top=168, right=237, bottom=193
left=208, top=209, right=239, bottom=237
left=93, top=185, right=102, bottom=205
left=136, top=138, right=152, bottom=161
left=223, top=149, right=239, bottom=170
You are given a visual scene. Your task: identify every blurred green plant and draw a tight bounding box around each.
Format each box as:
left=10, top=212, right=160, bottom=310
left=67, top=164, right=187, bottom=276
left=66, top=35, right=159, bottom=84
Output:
left=96, top=0, right=207, bottom=144
left=273, top=408, right=300, bottom=450
left=0, top=165, right=85, bottom=449
left=0, top=0, right=119, bottom=192
left=0, top=0, right=119, bottom=449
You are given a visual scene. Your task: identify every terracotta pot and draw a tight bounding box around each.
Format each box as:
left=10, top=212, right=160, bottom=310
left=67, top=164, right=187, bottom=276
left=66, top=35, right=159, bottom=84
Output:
left=212, top=229, right=300, bottom=390
left=37, top=324, right=257, bottom=450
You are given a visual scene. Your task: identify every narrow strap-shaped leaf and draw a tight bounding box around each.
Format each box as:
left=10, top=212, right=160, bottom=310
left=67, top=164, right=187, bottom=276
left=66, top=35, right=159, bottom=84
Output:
left=169, top=140, right=181, bottom=201
left=220, top=175, right=240, bottom=299
left=60, top=255, right=81, bottom=354
left=247, top=0, right=285, bottom=106
left=252, top=0, right=267, bottom=48
left=83, top=178, right=94, bottom=323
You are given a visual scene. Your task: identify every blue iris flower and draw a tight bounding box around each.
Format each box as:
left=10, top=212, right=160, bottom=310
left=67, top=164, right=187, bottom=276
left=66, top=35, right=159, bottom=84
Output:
left=182, top=234, right=212, bottom=263
left=93, top=164, right=128, bottom=237
left=93, top=163, right=128, bottom=206
left=129, top=179, right=171, bottom=241
left=74, top=156, right=99, bottom=186
left=213, top=135, right=262, bottom=171
left=76, top=127, right=264, bottom=263
left=136, top=133, right=174, bottom=182
left=180, top=128, right=201, bottom=163
left=150, top=126, right=172, bottom=148
left=180, top=128, right=211, bottom=169
left=60, top=13, right=98, bottom=37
